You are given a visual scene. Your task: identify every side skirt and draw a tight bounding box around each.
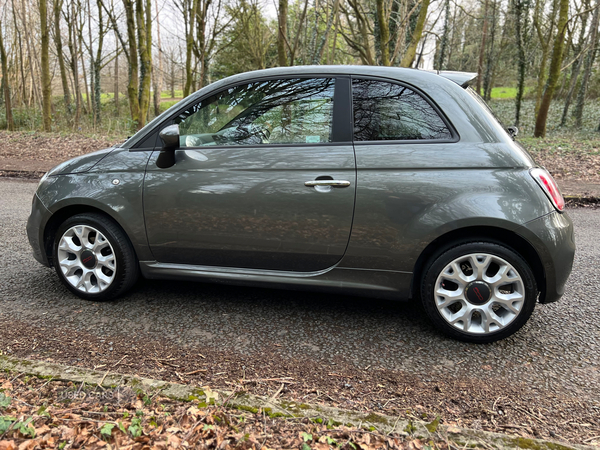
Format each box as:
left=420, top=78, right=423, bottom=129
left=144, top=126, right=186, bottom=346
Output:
left=139, top=261, right=413, bottom=300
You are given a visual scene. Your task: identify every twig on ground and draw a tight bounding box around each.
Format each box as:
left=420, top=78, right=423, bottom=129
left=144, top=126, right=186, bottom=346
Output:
left=112, top=355, right=128, bottom=368
left=240, top=377, right=295, bottom=384
left=183, top=369, right=207, bottom=375
left=328, top=373, right=353, bottom=379
left=175, top=372, right=186, bottom=383
left=98, top=370, right=110, bottom=387
left=269, top=383, right=285, bottom=402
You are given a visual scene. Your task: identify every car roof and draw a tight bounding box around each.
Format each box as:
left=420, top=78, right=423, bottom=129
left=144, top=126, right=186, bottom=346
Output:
left=206, top=65, right=473, bottom=90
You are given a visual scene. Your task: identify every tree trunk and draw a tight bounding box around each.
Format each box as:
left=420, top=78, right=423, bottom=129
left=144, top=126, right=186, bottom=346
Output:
left=40, top=0, right=52, bottom=131
left=533, top=0, right=557, bottom=115
left=376, top=0, right=390, bottom=66
left=114, top=34, right=120, bottom=116
left=54, top=0, right=72, bottom=116
left=67, top=1, right=82, bottom=126
left=22, top=0, right=42, bottom=108
left=560, top=0, right=590, bottom=127
left=483, top=0, right=497, bottom=101
left=534, top=0, right=569, bottom=137
left=400, top=0, right=431, bottom=67
left=153, top=0, right=163, bottom=117
left=290, top=0, right=309, bottom=65
left=11, top=0, right=27, bottom=107
left=0, top=21, right=15, bottom=131
left=183, top=0, right=198, bottom=97
left=136, top=0, right=152, bottom=127
left=476, top=0, right=488, bottom=94
left=277, top=0, right=288, bottom=66
left=513, top=0, right=529, bottom=126
left=314, top=0, right=340, bottom=63
left=574, top=0, right=599, bottom=128
left=123, top=0, right=140, bottom=127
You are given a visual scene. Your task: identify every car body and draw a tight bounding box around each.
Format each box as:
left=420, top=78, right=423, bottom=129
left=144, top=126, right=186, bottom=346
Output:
left=27, top=66, right=575, bottom=342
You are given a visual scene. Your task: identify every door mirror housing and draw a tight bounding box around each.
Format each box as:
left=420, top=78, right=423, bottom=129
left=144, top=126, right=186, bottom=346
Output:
left=159, top=124, right=180, bottom=150
left=157, top=124, right=180, bottom=169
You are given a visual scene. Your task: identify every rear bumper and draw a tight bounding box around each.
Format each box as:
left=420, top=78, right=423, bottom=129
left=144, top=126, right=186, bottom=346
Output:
left=26, top=193, right=52, bottom=267
left=517, top=211, right=575, bottom=304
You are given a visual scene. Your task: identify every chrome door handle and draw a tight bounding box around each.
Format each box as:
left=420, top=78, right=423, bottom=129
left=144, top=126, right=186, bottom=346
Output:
left=305, top=180, right=351, bottom=187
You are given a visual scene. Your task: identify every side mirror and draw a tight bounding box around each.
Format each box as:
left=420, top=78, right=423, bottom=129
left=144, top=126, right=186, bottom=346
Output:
left=507, top=126, right=519, bottom=139
left=157, top=124, right=180, bottom=169
left=159, top=124, right=180, bottom=150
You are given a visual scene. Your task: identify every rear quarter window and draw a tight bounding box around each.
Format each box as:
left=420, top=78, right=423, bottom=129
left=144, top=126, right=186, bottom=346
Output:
left=352, top=79, right=453, bottom=141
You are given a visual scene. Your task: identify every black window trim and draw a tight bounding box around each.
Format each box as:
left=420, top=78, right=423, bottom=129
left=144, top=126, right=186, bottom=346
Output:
left=350, top=75, right=460, bottom=145
left=130, top=74, right=353, bottom=152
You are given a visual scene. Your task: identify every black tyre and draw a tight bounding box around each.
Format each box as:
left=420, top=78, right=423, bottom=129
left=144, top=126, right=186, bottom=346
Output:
left=421, top=242, right=537, bottom=343
left=53, top=213, right=139, bottom=301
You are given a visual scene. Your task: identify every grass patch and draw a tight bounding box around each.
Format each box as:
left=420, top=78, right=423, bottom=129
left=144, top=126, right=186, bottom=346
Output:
left=490, top=86, right=534, bottom=99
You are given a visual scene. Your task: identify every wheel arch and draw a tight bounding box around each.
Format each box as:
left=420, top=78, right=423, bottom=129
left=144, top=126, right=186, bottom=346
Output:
left=411, top=225, right=545, bottom=303
left=43, top=204, right=137, bottom=267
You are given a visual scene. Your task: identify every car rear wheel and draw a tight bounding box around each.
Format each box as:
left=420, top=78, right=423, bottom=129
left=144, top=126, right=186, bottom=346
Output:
left=53, top=213, right=138, bottom=301
left=421, top=242, right=537, bottom=343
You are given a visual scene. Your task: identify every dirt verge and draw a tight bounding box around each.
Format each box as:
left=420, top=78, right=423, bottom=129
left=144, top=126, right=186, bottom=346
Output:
left=0, top=356, right=593, bottom=450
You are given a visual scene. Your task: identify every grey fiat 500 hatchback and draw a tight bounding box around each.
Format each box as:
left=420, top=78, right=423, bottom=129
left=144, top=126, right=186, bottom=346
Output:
left=27, top=66, right=575, bottom=343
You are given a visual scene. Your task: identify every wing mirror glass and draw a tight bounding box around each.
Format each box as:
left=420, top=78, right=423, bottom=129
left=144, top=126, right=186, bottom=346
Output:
left=157, top=124, right=180, bottom=169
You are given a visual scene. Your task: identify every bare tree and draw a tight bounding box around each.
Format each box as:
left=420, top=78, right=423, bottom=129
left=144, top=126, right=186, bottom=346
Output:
left=534, top=0, right=569, bottom=137
left=0, top=20, right=15, bottom=130
left=54, top=0, right=73, bottom=116
left=573, top=0, right=599, bottom=128
left=40, top=0, right=53, bottom=130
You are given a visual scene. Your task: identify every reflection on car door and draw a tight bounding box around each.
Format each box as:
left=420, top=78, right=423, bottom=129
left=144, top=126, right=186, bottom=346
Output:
left=143, top=77, right=356, bottom=272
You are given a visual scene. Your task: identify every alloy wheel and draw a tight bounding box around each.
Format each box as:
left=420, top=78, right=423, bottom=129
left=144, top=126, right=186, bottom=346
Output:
left=57, top=225, right=116, bottom=293
left=434, top=253, right=525, bottom=335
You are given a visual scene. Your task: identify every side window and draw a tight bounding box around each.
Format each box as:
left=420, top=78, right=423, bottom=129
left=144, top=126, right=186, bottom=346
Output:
left=175, top=78, right=335, bottom=147
left=352, top=79, right=452, bottom=141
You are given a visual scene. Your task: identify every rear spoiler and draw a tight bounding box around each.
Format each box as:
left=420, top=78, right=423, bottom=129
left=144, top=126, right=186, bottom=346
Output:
left=437, top=71, right=478, bottom=88
left=422, top=70, right=478, bottom=88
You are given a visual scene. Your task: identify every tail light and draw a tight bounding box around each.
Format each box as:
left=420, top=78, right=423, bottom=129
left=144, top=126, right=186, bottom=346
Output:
left=530, top=168, right=565, bottom=211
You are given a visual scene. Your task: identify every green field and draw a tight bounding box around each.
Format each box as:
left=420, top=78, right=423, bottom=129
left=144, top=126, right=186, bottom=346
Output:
left=490, top=86, right=535, bottom=99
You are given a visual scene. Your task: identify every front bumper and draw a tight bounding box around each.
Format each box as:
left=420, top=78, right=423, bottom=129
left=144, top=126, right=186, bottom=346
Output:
left=26, top=192, right=53, bottom=267
left=517, top=211, right=575, bottom=304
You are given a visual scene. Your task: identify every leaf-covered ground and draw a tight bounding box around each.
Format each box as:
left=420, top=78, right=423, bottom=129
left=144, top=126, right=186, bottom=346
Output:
left=0, top=373, right=456, bottom=450
left=1, top=322, right=599, bottom=447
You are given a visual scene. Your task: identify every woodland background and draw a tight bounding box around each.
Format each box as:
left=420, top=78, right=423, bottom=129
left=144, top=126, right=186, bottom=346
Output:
left=0, top=0, right=599, bottom=143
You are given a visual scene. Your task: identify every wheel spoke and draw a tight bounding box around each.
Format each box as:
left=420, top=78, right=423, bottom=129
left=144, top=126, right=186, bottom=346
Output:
left=441, top=262, right=470, bottom=285
left=448, top=306, right=472, bottom=332
left=480, top=305, right=502, bottom=333
left=92, top=233, right=110, bottom=252
left=469, top=254, right=492, bottom=280
left=59, top=257, right=80, bottom=276
left=95, top=268, right=114, bottom=287
left=494, top=291, right=524, bottom=314
left=59, top=236, right=81, bottom=253
left=97, top=255, right=116, bottom=271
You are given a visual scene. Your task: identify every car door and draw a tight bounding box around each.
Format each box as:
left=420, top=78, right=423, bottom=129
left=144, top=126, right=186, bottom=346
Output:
left=143, top=76, right=356, bottom=272
left=342, top=77, right=458, bottom=272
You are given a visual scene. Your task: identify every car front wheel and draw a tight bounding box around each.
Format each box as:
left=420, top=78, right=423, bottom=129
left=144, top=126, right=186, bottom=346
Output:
left=421, top=242, right=537, bottom=343
left=53, top=213, right=138, bottom=301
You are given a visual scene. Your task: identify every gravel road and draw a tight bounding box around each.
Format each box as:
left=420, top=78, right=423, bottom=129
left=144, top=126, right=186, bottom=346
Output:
left=1, top=178, right=599, bottom=443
